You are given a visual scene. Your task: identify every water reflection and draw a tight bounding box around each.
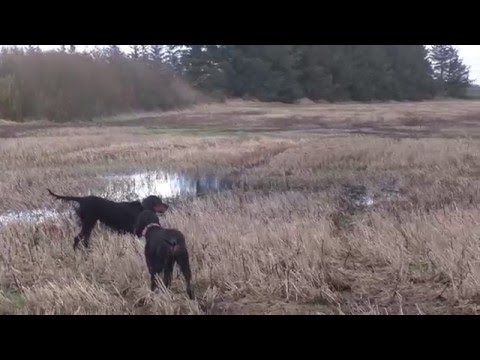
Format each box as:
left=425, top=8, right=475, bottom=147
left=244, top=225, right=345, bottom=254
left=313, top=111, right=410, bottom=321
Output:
left=345, top=184, right=402, bottom=209
left=0, top=171, right=231, bottom=226
left=0, top=208, right=64, bottom=226
left=103, top=171, right=232, bottom=201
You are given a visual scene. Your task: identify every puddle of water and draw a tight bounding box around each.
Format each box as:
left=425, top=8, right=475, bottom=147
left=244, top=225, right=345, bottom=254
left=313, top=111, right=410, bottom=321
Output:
left=0, top=171, right=232, bottom=226
left=346, top=185, right=374, bottom=208
left=102, top=171, right=232, bottom=201
left=0, top=208, right=65, bottom=226
left=345, top=185, right=402, bottom=209
left=382, top=188, right=401, bottom=201
left=351, top=194, right=375, bottom=207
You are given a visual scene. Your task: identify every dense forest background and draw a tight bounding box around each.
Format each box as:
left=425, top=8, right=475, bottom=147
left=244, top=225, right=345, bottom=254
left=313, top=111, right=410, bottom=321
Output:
left=0, top=45, right=472, bottom=122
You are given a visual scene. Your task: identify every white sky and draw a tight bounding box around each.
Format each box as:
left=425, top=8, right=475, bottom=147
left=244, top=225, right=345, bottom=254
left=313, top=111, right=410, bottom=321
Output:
left=456, top=45, right=480, bottom=84
left=2, top=45, right=480, bottom=84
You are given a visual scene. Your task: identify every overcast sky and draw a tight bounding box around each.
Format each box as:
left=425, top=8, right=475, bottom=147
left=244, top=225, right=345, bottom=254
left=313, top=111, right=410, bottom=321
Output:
left=2, top=45, right=480, bottom=84
left=456, top=45, right=480, bottom=84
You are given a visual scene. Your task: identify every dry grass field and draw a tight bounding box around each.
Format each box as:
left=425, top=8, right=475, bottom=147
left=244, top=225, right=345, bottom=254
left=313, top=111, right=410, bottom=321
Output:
left=2, top=99, right=480, bottom=314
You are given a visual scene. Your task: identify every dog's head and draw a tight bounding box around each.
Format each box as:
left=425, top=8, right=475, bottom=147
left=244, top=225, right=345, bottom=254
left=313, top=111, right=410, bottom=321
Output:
left=135, top=210, right=161, bottom=237
left=142, top=195, right=169, bottom=214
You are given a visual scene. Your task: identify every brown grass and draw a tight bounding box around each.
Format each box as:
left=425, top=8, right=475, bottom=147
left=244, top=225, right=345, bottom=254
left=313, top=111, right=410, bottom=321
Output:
left=2, top=100, right=480, bottom=314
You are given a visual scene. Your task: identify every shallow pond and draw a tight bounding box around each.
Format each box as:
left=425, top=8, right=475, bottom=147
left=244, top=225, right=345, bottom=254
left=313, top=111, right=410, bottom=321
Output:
left=0, top=171, right=232, bottom=225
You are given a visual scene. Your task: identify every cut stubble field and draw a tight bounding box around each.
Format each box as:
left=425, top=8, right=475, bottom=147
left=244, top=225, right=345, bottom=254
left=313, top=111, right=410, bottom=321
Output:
left=2, top=99, right=480, bottom=314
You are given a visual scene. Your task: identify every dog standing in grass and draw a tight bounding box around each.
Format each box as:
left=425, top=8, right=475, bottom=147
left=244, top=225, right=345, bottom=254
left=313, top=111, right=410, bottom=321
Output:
left=47, top=189, right=169, bottom=250
left=135, top=210, right=194, bottom=299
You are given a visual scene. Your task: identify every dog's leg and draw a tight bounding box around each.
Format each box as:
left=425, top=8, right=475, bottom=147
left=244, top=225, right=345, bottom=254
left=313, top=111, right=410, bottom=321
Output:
left=163, top=255, right=175, bottom=288
left=78, top=218, right=97, bottom=250
left=174, top=247, right=194, bottom=299
left=149, top=250, right=166, bottom=292
left=145, top=252, right=157, bottom=291
left=150, top=273, right=158, bottom=291
left=73, top=234, right=82, bottom=251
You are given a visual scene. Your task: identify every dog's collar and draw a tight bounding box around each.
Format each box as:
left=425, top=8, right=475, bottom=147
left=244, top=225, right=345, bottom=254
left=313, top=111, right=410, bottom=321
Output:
left=142, top=223, right=162, bottom=237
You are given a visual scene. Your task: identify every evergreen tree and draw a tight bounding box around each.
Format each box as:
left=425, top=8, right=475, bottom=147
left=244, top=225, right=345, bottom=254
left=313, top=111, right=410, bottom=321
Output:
left=26, top=45, right=41, bottom=54
left=129, top=45, right=140, bottom=60
left=105, top=45, right=123, bottom=60
left=429, top=45, right=470, bottom=97
left=140, top=45, right=149, bottom=59
left=149, top=45, right=163, bottom=61
left=222, top=45, right=303, bottom=102
left=162, top=45, right=185, bottom=74
left=175, top=45, right=444, bottom=102
left=129, top=45, right=141, bottom=60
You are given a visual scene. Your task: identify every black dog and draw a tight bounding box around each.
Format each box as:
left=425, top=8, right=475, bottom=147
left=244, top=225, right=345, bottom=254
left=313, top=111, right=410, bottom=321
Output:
left=47, top=189, right=169, bottom=250
left=135, top=210, right=194, bottom=299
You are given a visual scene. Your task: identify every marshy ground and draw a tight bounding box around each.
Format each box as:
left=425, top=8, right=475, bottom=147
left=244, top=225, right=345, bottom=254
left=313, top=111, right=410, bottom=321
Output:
left=2, top=99, right=480, bottom=314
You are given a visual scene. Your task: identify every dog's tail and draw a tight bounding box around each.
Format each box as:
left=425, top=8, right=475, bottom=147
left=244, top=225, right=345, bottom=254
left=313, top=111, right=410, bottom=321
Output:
left=47, top=189, right=83, bottom=203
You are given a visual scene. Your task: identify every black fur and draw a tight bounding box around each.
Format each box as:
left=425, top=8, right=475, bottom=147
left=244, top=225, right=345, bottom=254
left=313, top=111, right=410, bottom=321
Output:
left=135, top=210, right=194, bottom=299
left=47, top=189, right=169, bottom=250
